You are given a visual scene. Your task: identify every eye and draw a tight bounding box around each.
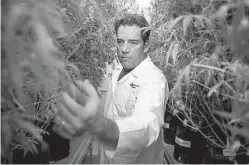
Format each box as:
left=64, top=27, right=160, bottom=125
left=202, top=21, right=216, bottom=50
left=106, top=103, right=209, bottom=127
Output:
left=117, top=39, right=123, bottom=44
left=130, top=41, right=138, bottom=45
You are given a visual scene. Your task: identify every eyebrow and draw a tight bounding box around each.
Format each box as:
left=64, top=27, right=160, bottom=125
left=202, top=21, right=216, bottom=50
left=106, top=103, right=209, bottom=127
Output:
left=116, top=38, right=139, bottom=42
left=129, top=39, right=139, bottom=42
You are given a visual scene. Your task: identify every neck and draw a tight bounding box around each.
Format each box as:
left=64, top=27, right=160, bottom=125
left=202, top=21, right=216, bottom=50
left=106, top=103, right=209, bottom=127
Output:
left=118, top=56, right=148, bottom=81
left=118, top=68, right=132, bottom=81
left=123, top=68, right=132, bottom=74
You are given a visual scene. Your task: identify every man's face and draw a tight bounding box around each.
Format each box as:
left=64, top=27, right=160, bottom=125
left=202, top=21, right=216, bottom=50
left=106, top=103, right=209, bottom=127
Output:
left=116, top=25, right=147, bottom=70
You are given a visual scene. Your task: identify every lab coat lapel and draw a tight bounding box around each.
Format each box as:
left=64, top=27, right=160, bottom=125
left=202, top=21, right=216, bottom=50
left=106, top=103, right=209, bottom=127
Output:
left=130, top=56, right=151, bottom=78
left=111, top=67, right=122, bottom=94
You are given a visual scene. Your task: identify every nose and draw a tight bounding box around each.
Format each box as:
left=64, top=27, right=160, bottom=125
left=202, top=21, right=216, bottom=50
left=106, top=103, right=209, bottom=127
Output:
left=122, top=42, right=129, bottom=53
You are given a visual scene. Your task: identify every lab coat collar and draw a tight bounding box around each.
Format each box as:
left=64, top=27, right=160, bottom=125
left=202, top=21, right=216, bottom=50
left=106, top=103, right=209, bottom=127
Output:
left=130, top=56, right=151, bottom=78
left=111, top=56, right=151, bottom=92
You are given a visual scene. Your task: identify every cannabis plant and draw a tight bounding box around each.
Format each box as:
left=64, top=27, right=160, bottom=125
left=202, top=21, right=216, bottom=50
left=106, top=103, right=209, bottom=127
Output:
left=150, top=0, right=249, bottom=160
left=1, top=0, right=118, bottom=163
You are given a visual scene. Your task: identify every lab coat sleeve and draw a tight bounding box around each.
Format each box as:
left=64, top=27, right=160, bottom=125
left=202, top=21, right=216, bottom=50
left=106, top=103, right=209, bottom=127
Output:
left=107, top=74, right=168, bottom=164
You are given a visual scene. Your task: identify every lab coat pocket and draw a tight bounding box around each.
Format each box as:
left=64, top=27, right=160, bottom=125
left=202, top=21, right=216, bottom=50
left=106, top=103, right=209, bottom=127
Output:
left=125, top=87, right=137, bottom=116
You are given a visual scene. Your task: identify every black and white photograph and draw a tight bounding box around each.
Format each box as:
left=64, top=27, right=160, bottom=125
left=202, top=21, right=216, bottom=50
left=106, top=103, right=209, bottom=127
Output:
left=1, top=0, right=249, bottom=164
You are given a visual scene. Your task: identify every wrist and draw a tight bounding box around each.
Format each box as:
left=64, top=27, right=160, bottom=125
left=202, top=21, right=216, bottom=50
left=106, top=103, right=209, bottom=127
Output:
left=86, top=116, right=103, bottom=135
left=87, top=117, right=119, bottom=151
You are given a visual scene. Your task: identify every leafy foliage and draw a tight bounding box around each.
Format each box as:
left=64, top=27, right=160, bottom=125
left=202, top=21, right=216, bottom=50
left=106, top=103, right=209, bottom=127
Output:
left=149, top=0, right=249, bottom=161
left=57, top=0, right=117, bottom=88
left=2, top=0, right=248, bottom=163
left=1, top=0, right=119, bottom=162
left=1, top=0, right=73, bottom=161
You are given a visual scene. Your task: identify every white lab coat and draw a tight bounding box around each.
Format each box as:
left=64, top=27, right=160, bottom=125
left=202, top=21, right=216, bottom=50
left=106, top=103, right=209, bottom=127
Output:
left=99, top=56, right=169, bottom=164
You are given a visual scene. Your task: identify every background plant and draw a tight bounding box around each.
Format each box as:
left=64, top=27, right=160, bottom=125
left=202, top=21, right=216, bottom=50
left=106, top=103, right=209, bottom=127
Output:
left=149, top=0, right=249, bottom=161
left=1, top=0, right=120, bottom=162
left=1, top=0, right=73, bottom=162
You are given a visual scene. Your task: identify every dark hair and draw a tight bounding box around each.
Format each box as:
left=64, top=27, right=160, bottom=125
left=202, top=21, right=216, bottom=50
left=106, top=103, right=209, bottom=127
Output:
left=114, top=14, right=151, bottom=43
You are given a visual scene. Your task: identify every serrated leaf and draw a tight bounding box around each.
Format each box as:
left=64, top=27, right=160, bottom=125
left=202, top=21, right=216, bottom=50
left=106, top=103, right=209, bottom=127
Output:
left=168, top=16, right=185, bottom=31
left=30, top=142, right=38, bottom=154
left=182, top=15, right=193, bottom=36
left=23, top=147, right=29, bottom=157
left=171, top=42, right=180, bottom=65
left=224, top=125, right=249, bottom=140
left=16, top=119, right=42, bottom=142
left=215, top=4, right=231, bottom=18
left=141, top=26, right=152, bottom=36
left=174, top=65, right=191, bottom=93
left=194, top=15, right=206, bottom=28
left=166, top=41, right=177, bottom=65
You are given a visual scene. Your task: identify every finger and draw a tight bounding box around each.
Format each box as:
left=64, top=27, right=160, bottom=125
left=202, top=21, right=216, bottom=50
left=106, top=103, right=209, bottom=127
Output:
left=53, top=115, right=86, bottom=138
left=74, top=80, right=90, bottom=98
left=68, top=83, right=79, bottom=100
left=60, top=92, right=83, bottom=116
left=75, top=80, right=100, bottom=117
left=53, top=116, right=76, bottom=138
left=69, top=82, right=87, bottom=106
left=57, top=104, right=83, bottom=130
left=76, top=80, right=99, bottom=102
left=57, top=103, right=75, bottom=120
left=52, top=124, right=73, bottom=140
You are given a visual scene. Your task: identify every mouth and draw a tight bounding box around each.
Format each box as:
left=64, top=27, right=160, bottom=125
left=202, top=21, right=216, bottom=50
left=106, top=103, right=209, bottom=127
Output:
left=119, top=57, right=131, bottom=62
left=120, top=57, right=131, bottom=60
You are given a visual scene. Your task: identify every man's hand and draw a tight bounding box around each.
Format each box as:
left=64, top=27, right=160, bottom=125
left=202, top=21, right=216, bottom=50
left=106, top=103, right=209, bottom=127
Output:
left=53, top=79, right=119, bottom=151
left=53, top=79, right=100, bottom=139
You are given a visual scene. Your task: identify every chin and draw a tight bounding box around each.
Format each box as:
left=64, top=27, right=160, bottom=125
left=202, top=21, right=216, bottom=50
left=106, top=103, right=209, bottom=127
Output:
left=122, top=66, right=132, bottom=70
left=123, top=66, right=134, bottom=71
left=121, top=63, right=132, bottom=70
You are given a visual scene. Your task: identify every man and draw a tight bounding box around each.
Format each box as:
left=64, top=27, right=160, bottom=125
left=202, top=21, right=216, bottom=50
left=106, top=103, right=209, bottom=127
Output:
left=54, top=14, right=169, bottom=164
